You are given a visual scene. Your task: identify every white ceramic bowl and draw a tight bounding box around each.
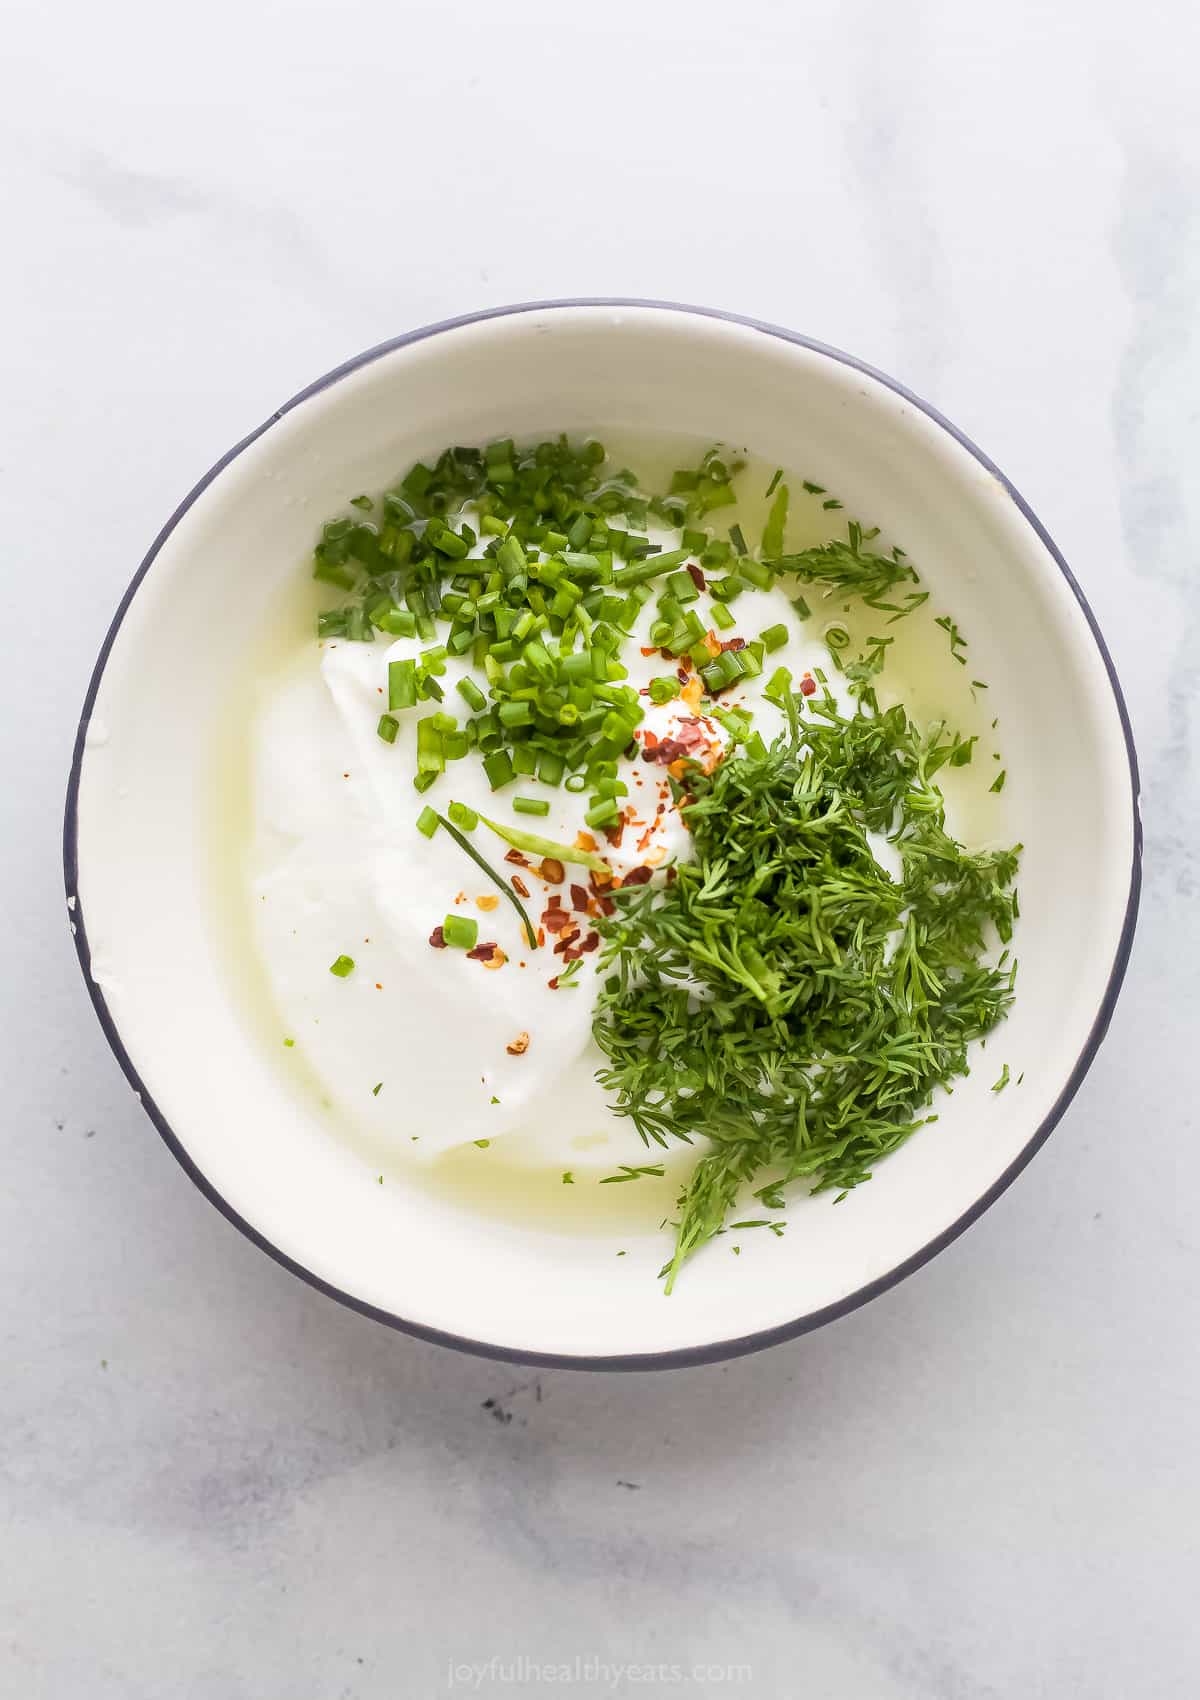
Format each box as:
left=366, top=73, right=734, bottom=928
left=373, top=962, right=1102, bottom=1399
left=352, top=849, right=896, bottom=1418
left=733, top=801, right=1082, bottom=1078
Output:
left=65, top=302, right=1140, bottom=1367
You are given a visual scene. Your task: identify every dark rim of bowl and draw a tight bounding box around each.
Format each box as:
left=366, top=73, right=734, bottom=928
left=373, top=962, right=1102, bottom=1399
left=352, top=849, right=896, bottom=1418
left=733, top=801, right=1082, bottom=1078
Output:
left=63, top=299, right=1143, bottom=1371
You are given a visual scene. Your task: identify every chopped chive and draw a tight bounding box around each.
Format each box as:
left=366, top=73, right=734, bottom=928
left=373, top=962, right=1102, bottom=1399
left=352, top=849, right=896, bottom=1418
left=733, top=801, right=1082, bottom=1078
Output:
left=440, top=913, right=478, bottom=950
left=433, top=812, right=537, bottom=944
left=513, top=796, right=551, bottom=816
left=990, top=770, right=1007, bottom=793
left=729, top=522, right=749, bottom=557
left=448, top=800, right=478, bottom=831
left=416, top=805, right=439, bottom=838
left=377, top=713, right=400, bottom=744
left=388, top=658, right=417, bottom=710
left=483, top=750, right=514, bottom=791
left=760, top=623, right=789, bottom=653
left=762, top=483, right=789, bottom=557
left=329, top=955, right=355, bottom=978
left=477, top=815, right=609, bottom=872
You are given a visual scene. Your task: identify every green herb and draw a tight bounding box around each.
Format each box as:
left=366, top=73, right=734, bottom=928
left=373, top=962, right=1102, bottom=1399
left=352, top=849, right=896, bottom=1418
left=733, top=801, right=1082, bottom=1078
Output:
left=562, top=1171, right=574, bottom=1184
left=935, top=615, right=969, bottom=664
left=767, top=523, right=919, bottom=610
left=476, top=814, right=609, bottom=873
left=593, top=692, right=1019, bottom=1290
left=329, top=955, right=356, bottom=978
left=513, top=796, right=551, bottom=817
left=442, top=914, right=478, bottom=950
left=377, top=713, right=400, bottom=745
left=372, top=1082, right=383, bottom=1096
left=599, top=1164, right=666, bottom=1184
left=764, top=468, right=784, bottom=498
left=990, top=769, right=1007, bottom=793
left=283, top=1038, right=294, bottom=1047
left=991, top=1063, right=1011, bottom=1093
left=762, top=483, right=788, bottom=558
left=432, top=811, right=537, bottom=945
left=416, top=805, right=438, bottom=839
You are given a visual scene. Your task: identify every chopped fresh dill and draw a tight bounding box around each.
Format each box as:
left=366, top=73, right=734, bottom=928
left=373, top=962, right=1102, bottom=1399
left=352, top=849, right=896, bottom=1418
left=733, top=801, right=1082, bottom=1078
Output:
left=599, top=1163, right=666, bottom=1185
left=935, top=614, right=969, bottom=664
left=593, top=688, right=1020, bottom=1290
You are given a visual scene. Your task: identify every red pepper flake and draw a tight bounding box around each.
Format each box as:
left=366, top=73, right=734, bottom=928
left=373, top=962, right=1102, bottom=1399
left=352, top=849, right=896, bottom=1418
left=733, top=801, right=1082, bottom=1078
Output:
left=686, top=562, right=706, bottom=592
left=639, top=645, right=659, bottom=657
left=677, top=655, right=693, bottom=675
left=542, top=909, right=573, bottom=934
left=428, top=926, right=447, bottom=949
left=603, top=820, right=626, bottom=849
left=538, top=858, right=565, bottom=885
left=375, top=982, right=383, bottom=990
left=641, top=728, right=659, bottom=750
left=466, top=941, right=498, bottom=961
left=581, top=932, right=600, bottom=953
left=506, top=1031, right=530, bottom=1056
left=569, top=883, right=590, bottom=912
left=623, top=865, right=653, bottom=886
left=575, top=831, right=598, bottom=852
left=510, top=874, right=530, bottom=899
left=597, top=895, right=615, bottom=917
left=720, top=636, right=746, bottom=653
left=800, top=675, right=817, bottom=697
left=504, top=848, right=528, bottom=866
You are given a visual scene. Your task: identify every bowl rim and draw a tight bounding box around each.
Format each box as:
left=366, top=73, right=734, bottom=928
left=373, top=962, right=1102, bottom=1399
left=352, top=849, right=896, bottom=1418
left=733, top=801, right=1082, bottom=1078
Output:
left=63, top=298, right=1143, bottom=1370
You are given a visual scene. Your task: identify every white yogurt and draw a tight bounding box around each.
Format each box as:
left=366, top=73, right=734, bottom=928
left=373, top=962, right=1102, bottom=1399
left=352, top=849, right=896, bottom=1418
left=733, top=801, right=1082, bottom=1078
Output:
left=247, top=540, right=830, bottom=1162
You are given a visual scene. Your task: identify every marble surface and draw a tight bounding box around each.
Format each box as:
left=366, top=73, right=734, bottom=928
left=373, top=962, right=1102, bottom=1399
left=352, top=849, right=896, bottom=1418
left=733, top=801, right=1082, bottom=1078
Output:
left=4, top=2, right=1198, bottom=1694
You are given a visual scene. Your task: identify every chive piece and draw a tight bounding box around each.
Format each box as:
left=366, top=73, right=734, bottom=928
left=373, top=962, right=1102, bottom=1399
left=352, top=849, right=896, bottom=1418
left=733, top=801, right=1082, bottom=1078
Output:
left=762, top=483, right=789, bottom=557
left=585, top=797, right=620, bottom=829
left=448, top=800, right=479, bottom=831
left=441, top=913, right=479, bottom=950
left=416, top=805, right=438, bottom=838
left=378, top=606, right=418, bottom=636
left=372, top=1082, right=383, bottom=1096
left=710, top=602, right=736, bottom=632
left=990, top=770, right=1007, bottom=793
left=792, top=595, right=811, bottom=620
left=477, top=815, right=609, bottom=872
left=483, top=749, right=515, bottom=791
left=764, top=468, right=783, bottom=499
left=991, top=1063, right=1011, bottom=1092
left=388, top=658, right=417, bottom=710
left=729, top=522, right=749, bottom=557
left=513, top=796, right=551, bottom=816
left=649, top=676, right=682, bottom=704
left=329, top=955, right=355, bottom=978
left=433, top=812, right=537, bottom=945
left=740, top=557, right=773, bottom=590
left=377, top=713, right=400, bottom=744
left=760, top=623, right=789, bottom=653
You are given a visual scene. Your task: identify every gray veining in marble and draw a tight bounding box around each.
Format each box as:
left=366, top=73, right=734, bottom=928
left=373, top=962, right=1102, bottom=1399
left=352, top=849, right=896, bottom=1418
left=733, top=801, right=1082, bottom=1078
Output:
left=3, top=2, right=1199, bottom=1695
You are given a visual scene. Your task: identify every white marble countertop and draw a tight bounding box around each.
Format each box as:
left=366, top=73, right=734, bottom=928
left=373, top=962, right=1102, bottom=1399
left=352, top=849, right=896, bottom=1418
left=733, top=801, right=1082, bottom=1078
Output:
left=5, top=2, right=1198, bottom=1695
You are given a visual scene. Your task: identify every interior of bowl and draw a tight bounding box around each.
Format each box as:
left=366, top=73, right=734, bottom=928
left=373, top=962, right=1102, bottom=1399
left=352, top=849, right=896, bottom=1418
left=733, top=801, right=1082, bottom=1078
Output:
left=68, top=304, right=1139, bottom=1364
